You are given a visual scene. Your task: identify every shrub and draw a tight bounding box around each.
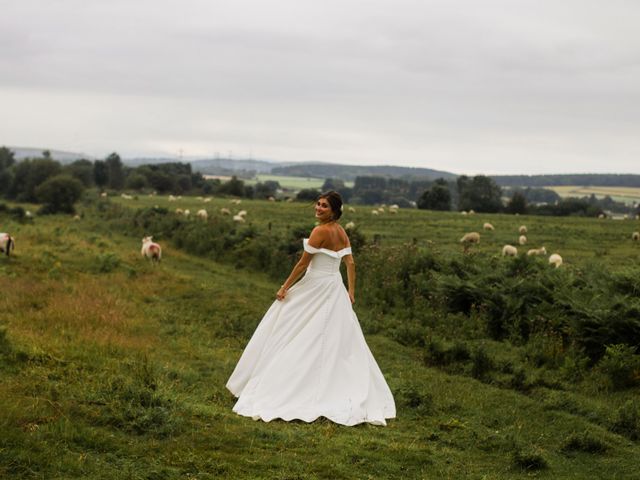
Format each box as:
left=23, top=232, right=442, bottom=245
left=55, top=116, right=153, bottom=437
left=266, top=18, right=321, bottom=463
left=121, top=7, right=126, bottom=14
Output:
left=35, top=174, right=84, bottom=214
left=470, top=345, right=494, bottom=380
left=597, top=344, right=640, bottom=390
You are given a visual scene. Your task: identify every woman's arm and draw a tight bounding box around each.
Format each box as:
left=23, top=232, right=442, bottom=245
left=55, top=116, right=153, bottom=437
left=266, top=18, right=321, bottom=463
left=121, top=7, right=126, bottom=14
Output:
left=276, top=251, right=313, bottom=300
left=343, top=254, right=356, bottom=304
left=276, top=228, right=325, bottom=300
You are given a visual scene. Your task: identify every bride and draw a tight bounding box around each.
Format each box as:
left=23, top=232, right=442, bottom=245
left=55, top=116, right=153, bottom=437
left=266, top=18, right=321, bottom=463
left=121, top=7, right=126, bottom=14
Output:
left=226, top=191, right=396, bottom=426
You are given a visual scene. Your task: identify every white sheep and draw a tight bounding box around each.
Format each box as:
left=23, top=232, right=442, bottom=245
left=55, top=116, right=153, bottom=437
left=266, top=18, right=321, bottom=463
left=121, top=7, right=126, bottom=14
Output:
left=196, top=209, right=208, bottom=220
left=460, top=232, right=480, bottom=244
left=371, top=210, right=379, bottom=216
left=233, top=214, right=246, bottom=223
left=527, top=246, right=547, bottom=256
left=348, top=206, right=356, bottom=213
left=518, top=235, right=527, bottom=245
left=460, top=211, right=468, bottom=215
left=100, top=192, right=107, bottom=198
left=519, top=225, right=527, bottom=234
left=345, top=221, right=356, bottom=230
left=183, top=209, right=190, bottom=217
left=468, top=209, right=475, bottom=215
left=483, top=223, right=495, bottom=231
left=121, top=193, right=133, bottom=200
left=268, top=196, right=276, bottom=202
left=548, top=253, right=563, bottom=268
left=378, top=207, right=385, bottom=213
left=502, top=245, right=518, bottom=257
left=632, top=232, right=639, bottom=241
left=203, top=197, right=212, bottom=203
left=0, top=233, right=15, bottom=257
left=598, top=213, right=606, bottom=219
left=220, top=208, right=231, bottom=216
left=175, top=208, right=184, bottom=215
left=141, top=236, right=161, bottom=262
left=168, top=195, right=177, bottom=201
left=237, top=210, right=247, bottom=218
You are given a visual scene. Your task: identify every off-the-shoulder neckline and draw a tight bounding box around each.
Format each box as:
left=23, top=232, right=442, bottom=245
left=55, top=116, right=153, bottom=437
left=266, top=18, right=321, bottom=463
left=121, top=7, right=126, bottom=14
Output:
left=303, top=238, right=351, bottom=256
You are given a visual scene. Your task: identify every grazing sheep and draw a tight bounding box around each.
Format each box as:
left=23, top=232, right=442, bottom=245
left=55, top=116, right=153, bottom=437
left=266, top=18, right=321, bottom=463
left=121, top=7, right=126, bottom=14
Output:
left=348, top=206, right=356, bottom=213
left=527, top=246, right=547, bottom=256
left=390, top=204, right=399, bottom=210
left=237, top=210, right=247, bottom=218
left=518, top=235, right=527, bottom=245
left=378, top=207, right=385, bottom=213
left=196, top=209, right=208, bottom=220
left=483, top=223, right=494, bottom=231
left=230, top=199, right=242, bottom=205
left=460, top=211, right=468, bottom=215
left=268, top=196, right=276, bottom=202
left=468, top=209, right=475, bottom=215
left=632, top=232, right=639, bottom=241
left=141, top=236, right=161, bottom=262
left=175, top=208, right=184, bottom=215
left=203, top=197, right=212, bottom=203
left=121, top=193, right=133, bottom=200
left=389, top=207, right=398, bottom=214
left=502, top=245, right=518, bottom=257
left=100, top=192, right=107, bottom=198
left=548, top=253, right=563, bottom=268
left=0, top=233, right=15, bottom=257
left=168, top=195, right=177, bottom=201
left=598, top=213, right=606, bottom=219
left=345, top=221, right=356, bottom=230
left=371, top=210, right=379, bottom=216
left=25, top=210, right=32, bottom=218
left=460, top=232, right=480, bottom=244
left=73, top=215, right=81, bottom=221
left=233, top=214, right=246, bottom=223
left=519, top=225, right=527, bottom=234
left=220, top=207, right=231, bottom=215
left=183, top=209, right=190, bottom=217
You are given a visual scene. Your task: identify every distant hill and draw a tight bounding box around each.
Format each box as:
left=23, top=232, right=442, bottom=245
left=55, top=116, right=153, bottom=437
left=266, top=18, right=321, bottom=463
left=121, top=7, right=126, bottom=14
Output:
left=10, top=147, right=94, bottom=163
left=492, top=174, right=640, bottom=188
left=271, top=163, right=458, bottom=181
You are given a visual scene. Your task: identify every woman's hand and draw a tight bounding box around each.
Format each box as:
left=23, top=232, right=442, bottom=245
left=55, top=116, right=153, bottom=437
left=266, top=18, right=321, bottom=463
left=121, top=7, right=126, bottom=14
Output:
left=348, top=291, right=355, bottom=304
left=276, top=286, right=287, bottom=301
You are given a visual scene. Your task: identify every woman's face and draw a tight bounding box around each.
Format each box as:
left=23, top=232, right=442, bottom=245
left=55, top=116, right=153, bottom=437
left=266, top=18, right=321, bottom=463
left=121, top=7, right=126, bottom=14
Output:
left=315, top=197, right=333, bottom=222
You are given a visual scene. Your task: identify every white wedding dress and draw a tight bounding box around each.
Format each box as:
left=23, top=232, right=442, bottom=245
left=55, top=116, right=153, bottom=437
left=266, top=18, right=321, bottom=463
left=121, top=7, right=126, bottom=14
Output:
left=226, top=239, right=396, bottom=426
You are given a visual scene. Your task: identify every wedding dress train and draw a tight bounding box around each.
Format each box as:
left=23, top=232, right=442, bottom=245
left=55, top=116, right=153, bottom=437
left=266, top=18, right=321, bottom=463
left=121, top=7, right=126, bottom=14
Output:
left=226, top=239, right=396, bottom=426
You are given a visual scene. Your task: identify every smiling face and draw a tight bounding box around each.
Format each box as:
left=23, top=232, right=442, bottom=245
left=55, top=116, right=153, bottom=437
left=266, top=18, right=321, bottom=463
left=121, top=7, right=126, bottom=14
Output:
left=315, top=197, right=334, bottom=223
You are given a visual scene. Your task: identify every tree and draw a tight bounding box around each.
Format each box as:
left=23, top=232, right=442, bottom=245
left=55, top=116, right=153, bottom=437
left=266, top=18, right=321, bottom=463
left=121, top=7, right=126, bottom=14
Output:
left=0, top=146, right=15, bottom=171
left=296, top=188, right=321, bottom=201
left=322, top=178, right=345, bottom=191
left=506, top=191, right=527, bottom=214
left=218, top=176, right=245, bottom=197
left=458, top=175, right=503, bottom=213
left=417, top=178, right=451, bottom=211
left=35, top=174, right=84, bottom=214
left=94, top=160, right=109, bottom=188
left=106, top=153, right=125, bottom=189
left=64, top=159, right=95, bottom=187
left=8, top=158, right=62, bottom=201
left=125, top=173, right=149, bottom=191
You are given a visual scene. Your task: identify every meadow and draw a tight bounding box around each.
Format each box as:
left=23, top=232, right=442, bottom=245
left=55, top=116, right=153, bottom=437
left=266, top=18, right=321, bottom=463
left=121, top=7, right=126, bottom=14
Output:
left=546, top=186, right=640, bottom=206
left=245, top=175, right=354, bottom=190
left=1, top=193, right=640, bottom=479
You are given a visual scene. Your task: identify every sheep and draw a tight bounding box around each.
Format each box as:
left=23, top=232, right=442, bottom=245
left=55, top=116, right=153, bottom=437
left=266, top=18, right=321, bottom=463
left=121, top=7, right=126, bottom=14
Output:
left=0, top=233, right=15, bottom=257
left=468, top=209, right=475, bottom=215
left=196, top=209, right=208, bottom=220
left=175, top=208, right=184, bottom=215
left=237, top=210, right=247, bottom=218
left=345, top=221, right=356, bottom=230
left=230, top=199, right=242, bottom=205
left=371, top=210, right=379, bottom=216
left=348, top=206, right=356, bottom=213
left=632, top=232, right=639, bottom=241
left=483, top=223, right=495, bottom=231
left=518, top=235, right=527, bottom=245
left=25, top=210, right=32, bottom=218
left=502, top=245, right=518, bottom=257
left=378, top=207, right=385, bottom=213
left=519, top=225, right=527, bottom=234
left=460, top=232, right=480, bottom=244
left=598, top=213, right=606, bottom=219
left=203, top=197, right=212, bottom=203
left=233, top=214, right=246, bottom=223
left=268, top=196, right=276, bottom=202
left=141, top=236, right=161, bottom=262
left=460, top=211, right=468, bottom=215
left=220, top=207, right=231, bottom=215
left=121, top=193, right=133, bottom=200
left=527, top=246, right=547, bottom=256
left=389, top=207, right=398, bottom=214
left=390, top=204, right=399, bottom=210
left=183, top=209, right=190, bottom=217
left=168, top=195, right=177, bottom=201
left=73, top=215, right=81, bottom=221
left=548, top=253, right=563, bottom=268
left=100, top=192, right=107, bottom=198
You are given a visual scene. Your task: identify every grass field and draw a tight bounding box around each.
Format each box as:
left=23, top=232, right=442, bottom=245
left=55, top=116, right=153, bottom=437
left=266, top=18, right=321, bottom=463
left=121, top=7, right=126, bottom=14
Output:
left=2, top=195, right=640, bottom=479
left=245, top=174, right=354, bottom=190
left=546, top=186, right=640, bottom=205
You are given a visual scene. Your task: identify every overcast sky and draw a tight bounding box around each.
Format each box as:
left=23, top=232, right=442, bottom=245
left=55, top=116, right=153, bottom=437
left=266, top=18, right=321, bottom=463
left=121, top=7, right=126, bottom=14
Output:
left=1, top=0, right=639, bottom=175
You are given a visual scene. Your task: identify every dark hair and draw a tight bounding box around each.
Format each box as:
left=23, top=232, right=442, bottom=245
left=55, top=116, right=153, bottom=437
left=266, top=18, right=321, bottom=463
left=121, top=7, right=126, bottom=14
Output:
left=319, top=190, right=343, bottom=220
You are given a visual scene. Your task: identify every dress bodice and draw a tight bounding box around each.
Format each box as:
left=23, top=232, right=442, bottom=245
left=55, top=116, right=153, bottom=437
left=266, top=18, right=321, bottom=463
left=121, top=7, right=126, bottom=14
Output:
left=303, top=238, right=351, bottom=274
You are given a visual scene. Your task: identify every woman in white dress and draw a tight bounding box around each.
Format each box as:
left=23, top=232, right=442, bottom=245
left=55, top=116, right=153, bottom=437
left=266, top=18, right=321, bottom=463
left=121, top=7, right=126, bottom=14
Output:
left=226, top=191, right=396, bottom=426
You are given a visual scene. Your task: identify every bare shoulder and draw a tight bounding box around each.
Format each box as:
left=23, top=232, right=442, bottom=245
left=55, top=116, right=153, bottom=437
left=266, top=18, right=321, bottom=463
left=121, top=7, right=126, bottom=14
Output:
left=337, top=224, right=351, bottom=247
left=308, top=226, right=328, bottom=247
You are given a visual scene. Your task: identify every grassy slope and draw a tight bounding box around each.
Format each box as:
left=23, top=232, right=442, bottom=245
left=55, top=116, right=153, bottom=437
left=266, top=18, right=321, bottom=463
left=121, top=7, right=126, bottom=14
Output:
left=1, top=207, right=640, bottom=479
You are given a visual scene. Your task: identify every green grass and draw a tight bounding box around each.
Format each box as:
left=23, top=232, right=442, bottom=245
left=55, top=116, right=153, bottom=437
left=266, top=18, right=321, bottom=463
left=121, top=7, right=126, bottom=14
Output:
left=547, top=185, right=640, bottom=206
left=245, top=174, right=354, bottom=190
left=1, top=199, right=640, bottom=478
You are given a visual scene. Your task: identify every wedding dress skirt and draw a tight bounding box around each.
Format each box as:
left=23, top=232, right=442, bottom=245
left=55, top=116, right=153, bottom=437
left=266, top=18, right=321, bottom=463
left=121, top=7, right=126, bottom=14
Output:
left=226, top=239, right=396, bottom=426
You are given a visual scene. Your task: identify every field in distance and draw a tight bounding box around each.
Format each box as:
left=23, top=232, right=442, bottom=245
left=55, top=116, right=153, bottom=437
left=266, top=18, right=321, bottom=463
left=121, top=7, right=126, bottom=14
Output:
left=247, top=174, right=354, bottom=190
left=545, top=185, right=640, bottom=205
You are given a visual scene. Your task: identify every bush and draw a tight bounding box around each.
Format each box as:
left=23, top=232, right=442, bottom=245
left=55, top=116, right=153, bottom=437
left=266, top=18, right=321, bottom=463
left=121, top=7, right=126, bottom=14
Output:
left=597, top=344, right=640, bottom=390
left=35, top=174, right=84, bottom=214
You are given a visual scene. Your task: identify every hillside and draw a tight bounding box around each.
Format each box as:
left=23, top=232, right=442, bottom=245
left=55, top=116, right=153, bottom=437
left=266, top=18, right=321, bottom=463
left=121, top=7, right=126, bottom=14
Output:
left=2, top=197, right=640, bottom=478
left=271, top=163, right=458, bottom=181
